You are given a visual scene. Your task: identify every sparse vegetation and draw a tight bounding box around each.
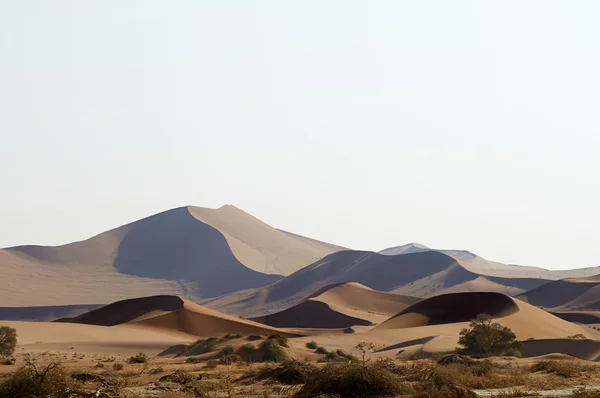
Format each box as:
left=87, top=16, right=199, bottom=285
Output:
left=266, top=333, right=288, bottom=347
left=112, top=363, right=124, bottom=371
left=254, top=360, right=316, bottom=384
left=530, top=360, right=596, bottom=378
left=0, top=361, right=73, bottom=398
left=185, top=356, right=203, bottom=364
left=205, top=359, right=219, bottom=369
left=126, top=352, right=148, bottom=364
left=568, top=334, right=587, bottom=340
left=355, top=341, right=376, bottom=363
left=220, top=345, right=235, bottom=356
left=219, top=354, right=243, bottom=365
left=259, top=339, right=288, bottom=362
left=457, top=314, right=521, bottom=357
left=237, top=343, right=257, bottom=354
left=315, top=346, right=329, bottom=354
left=305, top=341, right=318, bottom=349
left=0, top=326, right=17, bottom=360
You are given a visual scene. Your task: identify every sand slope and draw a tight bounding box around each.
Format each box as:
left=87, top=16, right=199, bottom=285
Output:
left=0, top=205, right=343, bottom=306
left=201, top=251, right=551, bottom=318
left=517, top=274, right=600, bottom=311
left=58, top=295, right=296, bottom=338
left=251, top=283, right=419, bottom=328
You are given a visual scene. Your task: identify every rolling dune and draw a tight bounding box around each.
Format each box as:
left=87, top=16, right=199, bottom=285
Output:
left=517, top=274, right=600, bottom=311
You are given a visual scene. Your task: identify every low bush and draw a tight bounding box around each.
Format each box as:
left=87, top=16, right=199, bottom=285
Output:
left=254, top=360, right=317, bottom=384
left=0, top=361, right=74, bottom=398
left=219, top=354, right=243, bottom=365
left=126, top=352, right=148, bottom=364
left=204, top=359, right=218, bottom=369
left=315, top=346, right=329, bottom=354
left=220, top=345, right=235, bottom=356
left=185, top=357, right=203, bottom=364
left=530, top=360, right=595, bottom=378
left=305, top=341, right=318, bottom=349
left=237, top=343, right=257, bottom=354
left=259, top=339, right=288, bottom=362
left=267, top=333, right=288, bottom=347
left=568, top=334, right=587, bottom=340
left=112, top=363, right=124, bottom=371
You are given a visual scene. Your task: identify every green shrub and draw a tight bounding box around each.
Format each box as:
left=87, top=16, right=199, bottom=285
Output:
left=315, top=346, right=329, bottom=354
left=220, top=345, right=235, bottom=356
left=260, top=339, right=288, bottom=362
left=457, top=314, right=520, bottom=357
left=0, top=326, right=17, bottom=360
left=305, top=341, right=318, bottom=349
left=267, top=333, right=288, bottom=347
left=237, top=343, right=257, bottom=354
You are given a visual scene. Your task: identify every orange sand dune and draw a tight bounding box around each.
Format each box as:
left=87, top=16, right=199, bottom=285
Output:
left=252, top=283, right=419, bottom=328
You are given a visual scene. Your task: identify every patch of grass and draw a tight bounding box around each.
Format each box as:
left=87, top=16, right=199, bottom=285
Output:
left=530, top=360, right=595, bottom=378
left=237, top=343, right=257, bottom=355
left=204, top=359, right=218, bottom=369
left=112, top=363, right=124, bottom=371
left=220, top=333, right=243, bottom=342
left=267, top=333, right=288, bottom=347
left=247, top=335, right=263, bottom=341
left=220, top=345, right=235, bottom=356
left=305, top=341, right=318, bottom=349
left=315, top=346, right=329, bottom=355
left=254, top=360, right=317, bottom=385
left=219, top=354, right=243, bottom=365
left=568, top=334, right=587, bottom=340
left=185, top=357, right=203, bottom=364
left=259, top=339, right=288, bottom=362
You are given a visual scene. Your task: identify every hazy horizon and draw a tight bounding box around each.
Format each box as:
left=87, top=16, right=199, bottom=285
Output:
left=1, top=1, right=599, bottom=269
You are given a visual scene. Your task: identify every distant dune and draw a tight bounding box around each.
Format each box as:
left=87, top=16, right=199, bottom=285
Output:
left=517, top=274, right=600, bottom=311
left=251, top=282, right=419, bottom=328
left=201, top=250, right=554, bottom=318
left=380, top=243, right=600, bottom=280
left=0, top=205, right=343, bottom=306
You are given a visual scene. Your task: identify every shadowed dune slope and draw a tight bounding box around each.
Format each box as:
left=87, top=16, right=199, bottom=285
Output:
left=380, top=243, right=600, bottom=280
left=376, top=292, right=519, bottom=329
left=251, top=282, right=419, bottom=328
left=57, top=295, right=298, bottom=338
left=1, top=205, right=344, bottom=306
left=517, top=274, right=600, bottom=311
left=202, top=250, right=546, bottom=318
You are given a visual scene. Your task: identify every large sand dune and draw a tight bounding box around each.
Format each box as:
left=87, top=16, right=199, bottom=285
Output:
left=251, top=282, right=419, bottom=328
left=517, top=274, right=600, bottom=311
left=201, top=250, right=553, bottom=318
left=58, top=295, right=298, bottom=337
left=0, top=205, right=343, bottom=306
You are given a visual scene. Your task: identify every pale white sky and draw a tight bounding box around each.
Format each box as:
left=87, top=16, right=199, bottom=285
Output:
left=1, top=1, right=599, bottom=269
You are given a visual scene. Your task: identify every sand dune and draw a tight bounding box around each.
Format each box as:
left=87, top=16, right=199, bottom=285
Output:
left=381, top=243, right=600, bottom=280
left=0, top=205, right=343, bottom=306
left=58, top=295, right=297, bottom=338
left=201, top=250, right=550, bottom=318
left=0, top=304, right=102, bottom=322
left=517, top=274, right=600, bottom=311
left=251, top=283, right=419, bottom=328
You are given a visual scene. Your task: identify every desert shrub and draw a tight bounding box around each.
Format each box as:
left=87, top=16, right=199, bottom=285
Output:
left=267, top=333, right=288, bottom=347
left=336, top=349, right=359, bottom=362
left=355, top=341, right=376, bottom=363
left=530, top=360, right=595, bottom=378
left=148, top=366, right=164, bottom=375
left=323, top=351, right=340, bottom=362
left=127, top=352, right=148, bottom=364
left=298, top=362, right=410, bottom=397
left=219, top=354, right=243, bottom=365
left=255, top=360, right=317, bottom=384
left=112, top=363, right=124, bottom=371
left=305, top=341, right=318, bottom=349
left=159, top=369, right=196, bottom=384
left=247, top=335, right=263, bottom=341
left=237, top=343, right=257, bottom=354
left=259, top=339, right=288, bottom=362
left=205, top=359, right=218, bottom=369
left=0, top=361, right=72, bottom=398
left=457, top=314, right=520, bottom=357
left=501, top=347, right=522, bottom=358
left=221, top=333, right=243, bottom=341
left=94, top=362, right=104, bottom=368
left=568, top=334, right=587, bottom=340
left=2, top=357, right=16, bottom=365
left=220, top=345, right=235, bottom=356
left=315, top=346, right=329, bottom=354
left=185, top=356, right=203, bottom=364
left=0, top=326, right=17, bottom=360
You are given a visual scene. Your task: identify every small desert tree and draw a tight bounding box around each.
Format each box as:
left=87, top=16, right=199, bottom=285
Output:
left=355, top=341, right=376, bottom=364
left=457, top=314, right=520, bottom=357
left=0, top=326, right=17, bottom=359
